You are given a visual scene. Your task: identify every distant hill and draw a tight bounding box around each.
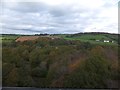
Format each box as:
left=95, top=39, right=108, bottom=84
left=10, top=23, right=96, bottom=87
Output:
left=1, top=32, right=119, bottom=45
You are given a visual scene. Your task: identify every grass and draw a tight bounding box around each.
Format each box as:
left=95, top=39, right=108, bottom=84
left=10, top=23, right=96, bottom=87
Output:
left=64, top=37, right=117, bottom=45
left=2, top=35, right=19, bottom=40
left=0, top=35, right=20, bottom=43
left=62, top=34, right=118, bottom=46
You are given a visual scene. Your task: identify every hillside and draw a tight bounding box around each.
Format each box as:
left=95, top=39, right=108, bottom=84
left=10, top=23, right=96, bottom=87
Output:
left=2, top=32, right=119, bottom=88
left=56, top=32, right=118, bottom=45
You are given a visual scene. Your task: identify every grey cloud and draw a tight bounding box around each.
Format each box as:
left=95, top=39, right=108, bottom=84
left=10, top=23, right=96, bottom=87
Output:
left=50, top=9, right=67, bottom=17
left=1, top=1, right=118, bottom=34
left=4, top=2, right=49, bottom=13
left=3, top=25, right=49, bottom=33
left=49, top=5, right=73, bottom=17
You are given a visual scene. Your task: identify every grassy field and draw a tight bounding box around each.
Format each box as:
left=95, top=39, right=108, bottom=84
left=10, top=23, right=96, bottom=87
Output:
left=0, top=34, right=20, bottom=43
left=60, top=33, right=118, bottom=45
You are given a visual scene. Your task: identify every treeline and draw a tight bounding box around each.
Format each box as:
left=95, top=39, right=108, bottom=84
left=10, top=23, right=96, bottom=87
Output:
left=66, top=32, right=119, bottom=37
left=2, top=37, right=119, bottom=88
left=74, top=32, right=119, bottom=35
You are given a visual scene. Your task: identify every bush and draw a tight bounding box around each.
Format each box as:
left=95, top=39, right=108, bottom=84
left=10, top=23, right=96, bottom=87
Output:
left=31, top=67, right=47, bottom=78
left=64, top=55, right=111, bottom=88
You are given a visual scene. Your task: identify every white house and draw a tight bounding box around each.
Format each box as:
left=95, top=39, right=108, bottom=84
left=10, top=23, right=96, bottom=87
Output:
left=104, top=40, right=109, bottom=42
left=112, top=41, right=114, bottom=43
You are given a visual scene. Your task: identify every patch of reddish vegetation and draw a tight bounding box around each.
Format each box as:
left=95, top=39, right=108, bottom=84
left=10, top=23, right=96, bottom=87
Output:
left=15, top=36, right=39, bottom=42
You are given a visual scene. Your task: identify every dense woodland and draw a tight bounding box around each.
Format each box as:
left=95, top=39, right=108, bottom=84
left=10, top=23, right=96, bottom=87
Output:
left=2, top=36, right=119, bottom=88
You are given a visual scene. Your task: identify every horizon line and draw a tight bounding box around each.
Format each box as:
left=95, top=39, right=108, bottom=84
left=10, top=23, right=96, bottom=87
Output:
left=0, top=32, right=119, bottom=35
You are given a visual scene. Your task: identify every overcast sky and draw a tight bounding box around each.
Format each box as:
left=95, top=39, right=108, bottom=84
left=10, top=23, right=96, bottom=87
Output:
left=1, top=0, right=119, bottom=34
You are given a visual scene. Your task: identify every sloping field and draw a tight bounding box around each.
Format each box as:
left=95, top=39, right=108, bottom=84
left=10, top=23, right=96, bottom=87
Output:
left=15, top=36, right=39, bottom=42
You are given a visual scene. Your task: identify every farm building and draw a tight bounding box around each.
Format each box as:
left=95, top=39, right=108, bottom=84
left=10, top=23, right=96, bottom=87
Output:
left=104, top=40, right=109, bottom=42
left=112, top=41, right=114, bottom=43
left=95, top=39, right=114, bottom=43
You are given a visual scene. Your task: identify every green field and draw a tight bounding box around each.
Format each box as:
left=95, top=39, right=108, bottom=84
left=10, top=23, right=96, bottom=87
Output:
left=55, top=33, right=118, bottom=45
left=0, top=34, right=20, bottom=43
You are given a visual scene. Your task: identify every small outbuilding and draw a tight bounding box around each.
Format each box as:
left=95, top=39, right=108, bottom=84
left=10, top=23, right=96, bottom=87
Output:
left=104, top=40, right=109, bottom=42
